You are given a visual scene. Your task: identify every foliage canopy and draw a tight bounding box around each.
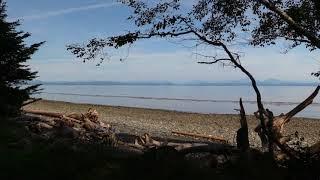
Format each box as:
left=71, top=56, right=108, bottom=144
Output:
left=68, top=0, right=320, bottom=63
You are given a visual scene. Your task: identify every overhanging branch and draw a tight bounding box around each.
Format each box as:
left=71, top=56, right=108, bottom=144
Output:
left=137, top=30, right=194, bottom=39
left=258, top=0, right=320, bottom=49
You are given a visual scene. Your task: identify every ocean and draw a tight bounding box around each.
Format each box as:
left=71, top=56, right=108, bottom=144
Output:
left=35, top=85, right=320, bottom=118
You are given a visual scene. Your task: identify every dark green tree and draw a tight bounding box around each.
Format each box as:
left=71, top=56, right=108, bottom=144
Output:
left=0, top=0, right=44, bottom=116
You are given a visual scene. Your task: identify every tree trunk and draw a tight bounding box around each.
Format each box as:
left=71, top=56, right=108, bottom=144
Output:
left=236, top=98, right=249, bottom=151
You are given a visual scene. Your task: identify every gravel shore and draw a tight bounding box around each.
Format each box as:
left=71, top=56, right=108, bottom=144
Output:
left=24, top=100, right=320, bottom=147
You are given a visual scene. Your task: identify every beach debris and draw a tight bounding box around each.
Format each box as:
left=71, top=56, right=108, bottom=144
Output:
left=171, top=131, right=227, bottom=143
left=22, top=109, right=235, bottom=157
left=231, top=85, right=320, bottom=163
left=24, top=108, right=99, bottom=123
left=22, top=109, right=115, bottom=145
left=131, top=133, right=236, bottom=156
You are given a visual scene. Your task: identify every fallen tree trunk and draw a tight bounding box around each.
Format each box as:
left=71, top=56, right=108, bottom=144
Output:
left=172, top=131, right=227, bottom=143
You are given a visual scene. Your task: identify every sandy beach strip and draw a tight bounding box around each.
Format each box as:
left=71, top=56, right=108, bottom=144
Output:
left=23, top=100, right=320, bottom=147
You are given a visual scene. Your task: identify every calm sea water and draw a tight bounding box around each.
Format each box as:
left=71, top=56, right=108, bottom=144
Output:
left=35, top=85, right=320, bottom=118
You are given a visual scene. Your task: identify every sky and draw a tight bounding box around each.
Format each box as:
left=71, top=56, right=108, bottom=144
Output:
left=5, top=0, right=320, bottom=82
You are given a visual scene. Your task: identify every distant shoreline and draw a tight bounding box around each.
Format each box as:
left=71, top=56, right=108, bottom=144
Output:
left=31, top=80, right=319, bottom=87
left=40, top=92, right=320, bottom=106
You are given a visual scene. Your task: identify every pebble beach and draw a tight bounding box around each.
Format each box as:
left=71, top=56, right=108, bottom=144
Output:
left=23, top=100, right=320, bottom=147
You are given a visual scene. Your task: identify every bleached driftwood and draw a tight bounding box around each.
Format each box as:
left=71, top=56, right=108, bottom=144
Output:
left=23, top=109, right=112, bottom=141
left=131, top=133, right=237, bottom=155
left=23, top=108, right=99, bottom=123
left=253, top=86, right=320, bottom=159
left=171, top=131, right=227, bottom=143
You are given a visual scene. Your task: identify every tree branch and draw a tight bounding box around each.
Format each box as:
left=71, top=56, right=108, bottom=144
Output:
left=137, top=30, right=194, bottom=39
left=284, top=37, right=312, bottom=44
left=198, top=58, right=231, bottom=64
left=258, top=0, right=320, bottom=48
left=191, top=30, right=269, bottom=147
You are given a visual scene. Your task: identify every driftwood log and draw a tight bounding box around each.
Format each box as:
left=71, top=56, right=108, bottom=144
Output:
left=172, top=131, right=227, bottom=143
left=271, top=86, right=320, bottom=141
left=130, top=133, right=237, bottom=155
left=252, top=85, right=320, bottom=159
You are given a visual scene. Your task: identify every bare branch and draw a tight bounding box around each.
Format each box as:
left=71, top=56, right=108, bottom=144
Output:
left=137, top=30, right=194, bottom=39
left=197, top=59, right=231, bottom=64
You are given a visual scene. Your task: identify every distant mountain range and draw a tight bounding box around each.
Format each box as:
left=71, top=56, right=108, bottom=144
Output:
left=31, top=79, right=319, bottom=86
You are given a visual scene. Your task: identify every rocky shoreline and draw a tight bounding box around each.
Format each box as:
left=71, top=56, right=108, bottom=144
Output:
left=23, top=100, right=320, bottom=147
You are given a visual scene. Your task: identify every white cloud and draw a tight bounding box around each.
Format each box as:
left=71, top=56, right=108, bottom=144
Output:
left=10, top=2, right=119, bottom=21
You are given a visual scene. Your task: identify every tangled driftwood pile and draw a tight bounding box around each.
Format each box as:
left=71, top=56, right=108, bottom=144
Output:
left=23, top=108, right=116, bottom=145
left=22, top=108, right=237, bottom=157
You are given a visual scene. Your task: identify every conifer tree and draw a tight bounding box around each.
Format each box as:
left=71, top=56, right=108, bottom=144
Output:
left=0, top=0, right=44, bottom=116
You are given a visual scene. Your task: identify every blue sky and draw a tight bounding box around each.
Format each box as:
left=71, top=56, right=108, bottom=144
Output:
left=6, top=0, right=320, bottom=82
